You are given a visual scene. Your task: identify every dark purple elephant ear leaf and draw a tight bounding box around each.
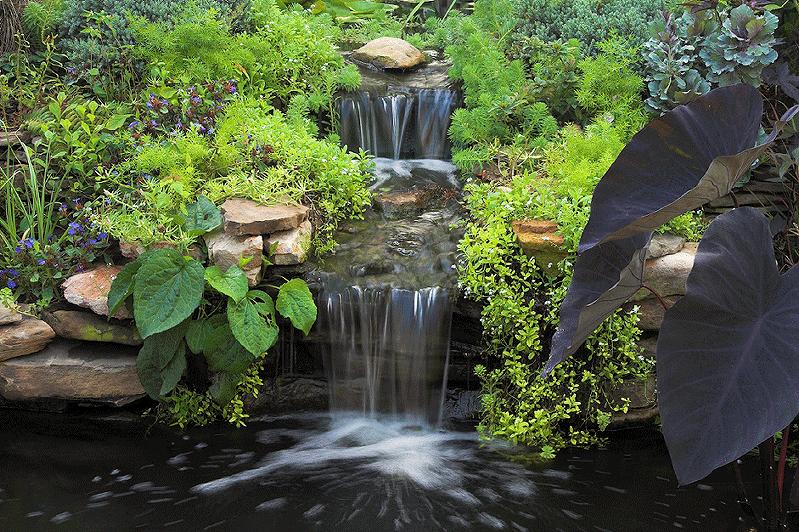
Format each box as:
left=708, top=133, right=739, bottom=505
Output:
left=544, top=232, right=651, bottom=375
left=657, top=207, right=799, bottom=485
left=578, top=84, right=771, bottom=254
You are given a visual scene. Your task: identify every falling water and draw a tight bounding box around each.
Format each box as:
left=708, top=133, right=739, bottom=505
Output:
left=318, top=285, right=452, bottom=424
left=339, top=89, right=459, bottom=159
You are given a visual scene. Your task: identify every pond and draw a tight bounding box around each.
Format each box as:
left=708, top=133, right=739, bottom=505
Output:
left=0, top=409, right=766, bottom=531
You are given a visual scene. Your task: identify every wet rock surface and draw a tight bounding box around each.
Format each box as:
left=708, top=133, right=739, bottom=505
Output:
left=351, top=37, right=426, bottom=70
left=0, top=317, right=56, bottom=362
left=62, top=265, right=131, bottom=319
left=0, top=339, right=144, bottom=405
left=647, top=233, right=685, bottom=259
left=221, top=198, right=308, bottom=236
left=512, top=219, right=568, bottom=270
left=42, top=310, right=141, bottom=346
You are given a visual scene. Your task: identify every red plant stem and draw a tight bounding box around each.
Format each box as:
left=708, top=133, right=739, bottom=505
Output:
left=640, top=284, right=670, bottom=312
left=778, top=425, right=791, bottom=512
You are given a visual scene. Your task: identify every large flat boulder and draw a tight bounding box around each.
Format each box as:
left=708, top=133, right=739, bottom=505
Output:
left=265, top=220, right=312, bottom=266
left=221, top=198, right=308, bottom=236
left=0, top=339, right=144, bottom=405
left=623, top=296, right=681, bottom=331
left=205, top=230, right=263, bottom=287
left=43, top=310, right=142, bottom=346
left=0, top=318, right=56, bottom=362
left=352, top=37, right=426, bottom=70
left=62, top=265, right=131, bottom=319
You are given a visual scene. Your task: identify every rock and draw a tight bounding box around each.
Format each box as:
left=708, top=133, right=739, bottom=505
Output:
left=442, top=389, right=481, bottom=421
left=638, top=336, right=658, bottom=359
left=0, top=302, right=22, bottom=325
left=265, top=220, right=313, bottom=266
left=0, top=130, right=24, bottom=147
left=0, top=339, right=144, bottom=405
left=647, top=233, right=685, bottom=259
left=43, top=310, right=141, bottom=346
left=633, top=243, right=697, bottom=301
left=119, top=240, right=205, bottom=262
left=205, top=230, right=263, bottom=287
left=608, top=374, right=658, bottom=427
left=512, top=220, right=568, bottom=270
left=62, top=265, right=131, bottom=319
left=353, top=59, right=455, bottom=91
left=221, top=198, right=309, bottom=236
left=623, top=296, right=680, bottom=330
left=374, top=188, right=444, bottom=218
left=0, top=318, right=56, bottom=362
left=351, top=37, right=426, bottom=70
left=249, top=377, right=329, bottom=413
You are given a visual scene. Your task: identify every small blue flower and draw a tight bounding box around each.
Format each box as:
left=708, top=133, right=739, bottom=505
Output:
left=6, top=280, right=16, bottom=289
left=8, top=269, right=17, bottom=278
left=37, top=259, right=46, bottom=266
left=128, top=120, right=140, bottom=130
left=97, top=232, right=109, bottom=240
left=68, top=222, right=84, bottom=236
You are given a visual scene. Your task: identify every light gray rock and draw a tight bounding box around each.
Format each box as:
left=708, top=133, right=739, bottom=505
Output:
left=43, top=310, right=142, bottom=346
left=0, top=302, right=22, bottom=325
left=647, top=233, right=685, bottom=259
left=0, top=339, right=144, bottom=405
left=265, top=220, right=312, bottom=266
left=633, top=243, right=697, bottom=301
left=351, top=37, right=426, bottom=70
left=62, top=265, right=131, bottom=319
left=0, top=317, right=56, bottom=362
left=221, top=198, right=308, bottom=236
left=205, top=230, right=263, bottom=287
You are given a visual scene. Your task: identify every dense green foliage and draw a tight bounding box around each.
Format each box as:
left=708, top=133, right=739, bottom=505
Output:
left=512, top=0, right=665, bottom=55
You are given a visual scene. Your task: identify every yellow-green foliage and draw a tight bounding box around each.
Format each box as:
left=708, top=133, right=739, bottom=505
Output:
left=100, top=99, right=372, bottom=253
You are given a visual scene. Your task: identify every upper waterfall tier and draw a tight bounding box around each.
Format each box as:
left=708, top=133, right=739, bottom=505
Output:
left=339, top=89, right=460, bottom=160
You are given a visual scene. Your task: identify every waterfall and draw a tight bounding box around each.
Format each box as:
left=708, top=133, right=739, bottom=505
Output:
left=318, top=286, right=452, bottom=424
left=339, top=89, right=458, bottom=159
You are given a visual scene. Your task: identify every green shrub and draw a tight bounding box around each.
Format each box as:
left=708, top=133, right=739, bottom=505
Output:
left=512, top=0, right=665, bottom=56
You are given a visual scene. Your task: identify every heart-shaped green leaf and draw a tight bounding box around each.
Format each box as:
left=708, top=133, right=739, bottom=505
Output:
left=205, top=265, right=249, bottom=303
left=227, top=297, right=279, bottom=357
left=276, top=278, right=317, bottom=335
left=132, top=249, right=205, bottom=338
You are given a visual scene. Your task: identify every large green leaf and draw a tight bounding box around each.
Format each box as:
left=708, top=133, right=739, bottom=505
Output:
left=247, top=289, right=275, bottom=318
left=205, top=334, right=253, bottom=374
left=227, top=297, right=279, bottom=357
left=107, top=260, right=141, bottom=318
left=136, top=321, right=189, bottom=399
left=132, top=249, right=205, bottom=338
left=185, top=314, right=229, bottom=354
left=276, top=278, right=317, bottom=335
left=205, top=265, right=249, bottom=303
left=183, top=196, right=222, bottom=236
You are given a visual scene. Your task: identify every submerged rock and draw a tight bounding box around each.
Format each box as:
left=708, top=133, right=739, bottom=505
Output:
left=62, top=265, right=131, bottom=319
left=352, top=37, right=426, bottom=70
left=43, top=310, right=142, bottom=346
left=205, top=230, right=263, bottom=287
left=0, top=339, right=144, bottom=405
left=221, top=198, right=309, bottom=236
left=374, top=188, right=447, bottom=218
left=0, top=317, right=56, bottom=362
left=608, top=373, right=659, bottom=427
left=265, top=220, right=313, bottom=266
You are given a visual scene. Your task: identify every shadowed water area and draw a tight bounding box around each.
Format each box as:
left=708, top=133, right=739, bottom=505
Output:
left=0, top=410, right=766, bottom=530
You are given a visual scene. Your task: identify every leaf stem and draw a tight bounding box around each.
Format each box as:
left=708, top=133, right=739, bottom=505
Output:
left=640, top=284, right=670, bottom=311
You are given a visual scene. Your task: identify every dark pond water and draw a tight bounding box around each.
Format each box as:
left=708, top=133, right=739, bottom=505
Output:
left=0, top=409, right=774, bottom=531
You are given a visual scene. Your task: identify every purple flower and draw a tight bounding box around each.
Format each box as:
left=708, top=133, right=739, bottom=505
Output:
left=150, top=119, right=158, bottom=128
left=128, top=120, right=140, bottom=130
left=8, top=269, right=18, bottom=277
left=97, top=232, right=109, bottom=240
left=15, top=246, right=22, bottom=254
left=37, top=259, right=46, bottom=266
left=67, top=222, right=84, bottom=236
left=6, top=280, right=16, bottom=289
